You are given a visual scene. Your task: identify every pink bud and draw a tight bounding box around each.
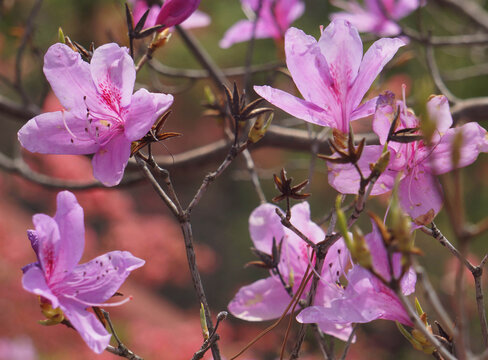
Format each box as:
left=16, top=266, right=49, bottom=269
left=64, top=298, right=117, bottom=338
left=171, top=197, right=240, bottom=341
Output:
left=155, top=0, right=201, bottom=29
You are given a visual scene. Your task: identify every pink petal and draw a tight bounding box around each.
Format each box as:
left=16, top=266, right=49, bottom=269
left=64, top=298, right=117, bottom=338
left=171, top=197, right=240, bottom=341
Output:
left=254, top=85, right=335, bottom=127
left=427, top=95, right=453, bottom=135
left=275, top=0, right=305, bottom=26
left=429, top=122, right=488, bottom=174
left=319, top=238, right=350, bottom=283
left=249, top=203, right=284, bottom=254
left=219, top=19, right=277, bottom=49
left=92, top=133, right=132, bottom=187
left=365, top=222, right=391, bottom=280
left=348, top=37, right=405, bottom=113
left=61, top=251, right=144, bottom=304
left=181, top=10, right=211, bottom=29
left=398, top=170, right=443, bottom=219
left=317, top=20, right=363, bottom=103
left=18, top=111, right=99, bottom=155
left=328, top=145, right=397, bottom=196
left=317, top=322, right=354, bottom=342
left=288, top=202, right=324, bottom=245
left=59, top=300, right=111, bottom=354
left=284, top=27, right=339, bottom=120
left=350, top=96, right=377, bottom=121
left=90, top=43, right=135, bottom=112
left=125, top=89, right=174, bottom=141
left=132, top=1, right=160, bottom=27
left=393, top=0, right=423, bottom=19
left=43, top=43, right=97, bottom=119
left=228, top=277, right=293, bottom=321
left=400, top=267, right=417, bottom=295
left=22, top=265, right=59, bottom=308
left=31, top=213, right=64, bottom=283
left=53, top=191, right=85, bottom=275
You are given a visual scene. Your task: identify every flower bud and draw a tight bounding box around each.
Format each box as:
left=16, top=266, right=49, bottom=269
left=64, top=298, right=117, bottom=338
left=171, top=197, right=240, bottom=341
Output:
left=155, top=0, right=201, bottom=30
left=39, top=297, right=64, bottom=326
left=248, top=112, right=273, bottom=144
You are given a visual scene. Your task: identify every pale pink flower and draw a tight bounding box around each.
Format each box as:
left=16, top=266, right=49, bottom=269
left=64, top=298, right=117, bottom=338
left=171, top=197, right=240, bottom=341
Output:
left=254, top=20, right=404, bottom=132
left=297, top=221, right=416, bottom=328
left=22, top=191, right=144, bottom=353
left=331, top=0, right=424, bottom=37
left=328, top=94, right=488, bottom=219
left=228, top=202, right=353, bottom=340
left=18, top=43, right=173, bottom=186
left=220, top=0, right=305, bottom=48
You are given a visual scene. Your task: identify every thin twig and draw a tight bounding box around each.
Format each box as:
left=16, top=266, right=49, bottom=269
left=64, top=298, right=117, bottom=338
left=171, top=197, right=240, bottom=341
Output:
left=102, top=310, right=144, bottom=360
left=339, top=324, right=357, bottom=360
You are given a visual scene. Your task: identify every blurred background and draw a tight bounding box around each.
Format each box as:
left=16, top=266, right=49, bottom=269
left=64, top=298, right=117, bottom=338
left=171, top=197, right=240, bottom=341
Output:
left=0, top=0, right=488, bottom=359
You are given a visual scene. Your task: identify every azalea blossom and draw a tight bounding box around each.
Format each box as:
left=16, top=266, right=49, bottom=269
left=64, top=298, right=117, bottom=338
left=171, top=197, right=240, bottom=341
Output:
left=228, top=202, right=353, bottom=340
left=254, top=20, right=405, bottom=133
left=21, top=191, right=144, bottom=353
left=328, top=94, right=488, bottom=220
left=130, top=0, right=210, bottom=30
left=297, top=221, right=416, bottom=328
left=219, top=0, right=305, bottom=48
left=17, top=43, right=173, bottom=186
left=330, top=0, right=424, bottom=37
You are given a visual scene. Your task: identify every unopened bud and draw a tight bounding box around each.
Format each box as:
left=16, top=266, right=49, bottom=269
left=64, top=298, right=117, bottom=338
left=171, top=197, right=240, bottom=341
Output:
left=248, top=112, right=273, bottom=144
left=350, top=227, right=372, bottom=269
left=204, top=86, right=216, bottom=105
left=58, top=27, right=65, bottom=44
left=199, top=303, right=209, bottom=340
left=149, top=29, right=172, bottom=52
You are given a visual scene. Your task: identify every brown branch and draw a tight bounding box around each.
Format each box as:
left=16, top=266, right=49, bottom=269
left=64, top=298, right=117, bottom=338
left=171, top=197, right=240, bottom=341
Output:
left=402, top=27, right=488, bottom=46
left=102, top=310, right=144, bottom=360
left=431, top=0, right=488, bottom=32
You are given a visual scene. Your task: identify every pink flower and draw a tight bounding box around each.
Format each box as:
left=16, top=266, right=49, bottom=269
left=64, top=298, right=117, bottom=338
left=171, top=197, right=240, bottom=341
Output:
left=254, top=20, right=405, bottom=132
left=129, top=0, right=210, bottom=30
left=21, top=191, right=144, bottom=353
left=331, top=0, right=424, bottom=37
left=155, top=0, right=202, bottom=30
left=228, top=202, right=353, bottom=340
left=17, top=43, right=173, bottom=186
left=297, top=221, right=416, bottom=328
left=328, top=94, right=488, bottom=219
left=219, top=0, right=305, bottom=48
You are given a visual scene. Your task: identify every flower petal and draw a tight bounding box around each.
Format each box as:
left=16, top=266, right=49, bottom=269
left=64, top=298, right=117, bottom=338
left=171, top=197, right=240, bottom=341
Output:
left=53, top=191, right=85, bottom=274
left=59, top=300, right=111, bottom=354
left=328, top=145, right=397, bottom=196
left=427, top=95, right=453, bottom=135
left=228, top=277, right=293, bottom=321
left=22, top=265, right=60, bottom=308
left=284, top=27, right=339, bottom=119
left=317, top=20, right=363, bottom=102
left=348, top=37, right=405, bottom=113
left=398, top=170, right=443, bottom=219
left=92, top=133, right=131, bottom=187
left=254, top=85, right=335, bottom=127
left=350, top=96, right=377, bottom=121
left=18, top=111, right=99, bottom=155
left=43, top=43, right=97, bottom=119
left=90, top=43, right=135, bottom=113
left=181, top=10, right=211, bottom=29
left=219, top=19, right=277, bottom=49
left=61, top=251, right=144, bottom=304
left=429, top=122, right=488, bottom=174
left=124, top=89, right=174, bottom=141
left=249, top=203, right=284, bottom=254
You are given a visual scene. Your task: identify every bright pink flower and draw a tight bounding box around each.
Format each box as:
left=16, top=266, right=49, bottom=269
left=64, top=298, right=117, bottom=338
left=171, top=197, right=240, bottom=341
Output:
left=155, top=0, right=202, bottom=30
left=228, top=202, right=353, bottom=340
left=21, top=191, right=144, bottom=353
left=331, top=0, right=424, bottom=36
left=17, top=43, right=173, bottom=186
left=328, top=94, right=488, bottom=219
left=297, top=221, right=416, bottom=328
left=219, top=0, right=305, bottom=48
left=254, top=20, right=404, bottom=132
left=130, top=0, right=210, bottom=30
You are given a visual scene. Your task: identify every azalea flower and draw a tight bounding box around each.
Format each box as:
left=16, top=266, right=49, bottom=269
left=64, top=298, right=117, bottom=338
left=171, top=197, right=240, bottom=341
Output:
left=228, top=202, right=353, bottom=340
left=17, top=43, right=173, bottom=186
left=330, top=0, right=424, bottom=37
left=328, top=94, right=488, bottom=220
left=254, top=20, right=404, bottom=133
left=130, top=0, right=210, bottom=30
left=297, top=221, right=416, bottom=329
left=219, top=0, right=305, bottom=49
left=21, top=191, right=144, bottom=353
